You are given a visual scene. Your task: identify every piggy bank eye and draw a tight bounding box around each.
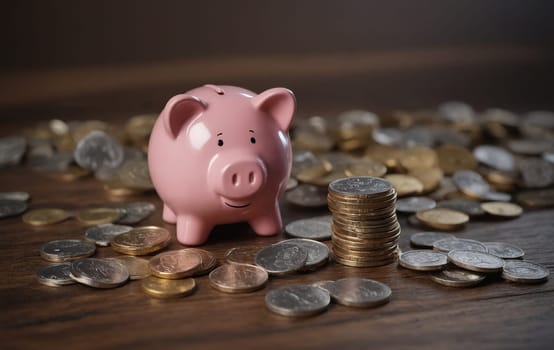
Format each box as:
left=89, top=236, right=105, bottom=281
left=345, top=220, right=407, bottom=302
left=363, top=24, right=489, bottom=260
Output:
left=250, top=137, right=256, bottom=144
left=217, top=139, right=224, bottom=147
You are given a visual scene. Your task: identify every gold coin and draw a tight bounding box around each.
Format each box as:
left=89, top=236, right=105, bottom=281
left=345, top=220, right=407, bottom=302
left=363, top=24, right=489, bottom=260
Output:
left=209, top=263, right=268, bottom=293
left=310, top=168, right=349, bottom=187
left=104, top=177, right=143, bottom=197
left=141, top=276, right=196, bottom=298
left=295, top=164, right=330, bottom=184
left=416, top=208, right=469, bottom=230
left=436, top=144, right=477, bottom=175
left=125, top=114, right=156, bottom=146
left=337, top=138, right=371, bottom=152
left=516, top=189, right=554, bottom=209
left=481, top=202, right=523, bottom=218
left=384, top=174, right=424, bottom=197
left=365, top=144, right=402, bottom=169
left=55, top=166, right=91, bottom=181
left=22, top=208, right=70, bottom=226
left=408, top=167, right=444, bottom=193
left=399, top=146, right=438, bottom=171
left=345, top=159, right=387, bottom=178
left=111, top=226, right=171, bottom=255
left=76, top=207, right=122, bottom=226
left=182, top=248, right=218, bottom=275
left=149, top=249, right=202, bottom=279
left=286, top=177, right=298, bottom=191
left=118, top=159, right=154, bottom=190
left=108, top=256, right=150, bottom=280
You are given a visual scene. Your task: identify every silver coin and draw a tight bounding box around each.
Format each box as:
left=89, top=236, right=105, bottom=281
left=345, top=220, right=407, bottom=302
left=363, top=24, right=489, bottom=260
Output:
left=74, top=131, right=124, bottom=171
left=448, top=250, right=504, bottom=273
left=432, top=127, right=470, bottom=148
left=452, top=170, right=491, bottom=197
left=473, top=145, right=515, bottom=172
left=372, top=128, right=403, bottom=146
left=255, top=242, right=308, bottom=275
left=40, top=239, right=96, bottom=262
left=396, top=196, right=436, bottom=213
left=312, top=280, right=335, bottom=293
left=410, top=231, right=455, bottom=248
left=518, top=158, right=554, bottom=189
left=85, top=223, right=133, bottom=246
left=285, top=216, right=333, bottom=241
left=0, top=191, right=30, bottom=202
left=502, top=260, right=549, bottom=283
left=0, top=136, right=27, bottom=167
left=286, top=184, right=328, bottom=207
left=0, top=199, right=28, bottom=218
left=399, top=250, right=447, bottom=271
left=521, top=111, right=554, bottom=138
left=402, top=127, right=435, bottom=147
left=325, top=278, right=391, bottom=308
left=430, top=266, right=486, bottom=287
left=329, top=176, right=392, bottom=197
left=292, top=150, right=322, bottom=177
left=70, top=258, right=129, bottom=288
left=265, top=284, right=330, bottom=317
left=433, top=238, right=487, bottom=253
left=543, top=149, right=554, bottom=164
left=116, top=201, right=156, bottom=224
left=28, top=151, right=74, bottom=171
left=508, top=139, right=552, bottom=156
left=36, top=263, right=76, bottom=287
left=481, top=191, right=512, bottom=202
left=279, top=239, right=329, bottom=270
left=483, top=242, right=524, bottom=259
left=437, top=199, right=485, bottom=216
left=438, top=101, right=475, bottom=124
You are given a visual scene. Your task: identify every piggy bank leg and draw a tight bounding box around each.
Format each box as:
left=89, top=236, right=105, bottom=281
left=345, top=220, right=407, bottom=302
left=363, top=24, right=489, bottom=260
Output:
left=176, top=215, right=212, bottom=246
left=249, top=202, right=282, bottom=236
left=162, top=204, right=177, bottom=224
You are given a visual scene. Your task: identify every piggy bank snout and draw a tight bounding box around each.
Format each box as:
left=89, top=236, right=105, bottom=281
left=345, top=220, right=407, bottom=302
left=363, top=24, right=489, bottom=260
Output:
left=214, top=158, right=267, bottom=200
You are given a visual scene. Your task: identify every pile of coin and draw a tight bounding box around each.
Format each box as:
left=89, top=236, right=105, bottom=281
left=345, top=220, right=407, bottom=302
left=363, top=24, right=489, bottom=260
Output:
left=399, top=232, right=549, bottom=287
left=327, top=176, right=400, bottom=267
left=254, top=238, right=330, bottom=275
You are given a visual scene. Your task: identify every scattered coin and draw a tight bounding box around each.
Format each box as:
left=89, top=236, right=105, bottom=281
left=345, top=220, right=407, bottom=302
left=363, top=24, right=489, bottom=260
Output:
left=286, top=184, right=328, bottom=207
left=501, top=260, right=549, bottom=284
left=116, top=201, right=156, bottom=224
left=111, top=226, right=171, bottom=256
left=452, top=170, right=491, bottom=198
left=399, top=146, right=438, bottom=171
left=516, top=189, right=554, bottom=208
left=0, top=199, right=28, bottom=219
left=286, top=177, right=298, bottom=191
left=481, top=202, right=523, bottom=218
left=69, top=258, right=129, bottom=288
left=473, top=145, right=515, bottom=172
left=40, top=239, right=96, bottom=262
left=483, top=242, right=525, bottom=259
left=108, top=256, right=150, bottom=280
left=416, top=208, right=469, bottom=230
left=433, top=238, right=487, bottom=253
left=447, top=250, right=504, bottom=273
left=436, top=199, right=485, bottom=217
left=399, top=250, right=448, bottom=271
left=265, top=284, right=330, bottom=317
left=396, top=196, right=436, bottom=213
left=76, top=207, right=122, bottom=226
left=118, top=159, right=154, bottom=190
left=430, top=267, right=486, bottom=287
left=278, top=239, right=329, bottom=271
left=435, top=144, right=477, bottom=175
left=74, top=130, right=124, bottom=171
left=23, top=208, right=71, bottom=226
left=209, top=264, right=268, bottom=293
left=84, top=223, right=133, bottom=246
left=285, top=216, right=333, bottom=241
left=0, top=191, right=30, bottom=202
left=384, top=174, right=424, bottom=197
left=183, top=248, right=218, bottom=275
left=148, top=249, right=202, bottom=279
left=518, top=158, right=554, bottom=189
left=141, top=276, right=196, bottom=298
left=324, top=278, right=391, bottom=308
left=0, top=136, right=27, bottom=167
left=224, top=246, right=260, bottom=265
left=409, top=231, right=455, bottom=248
left=255, top=241, right=308, bottom=275
left=344, top=158, right=387, bottom=177
left=36, top=263, right=76, bottom=287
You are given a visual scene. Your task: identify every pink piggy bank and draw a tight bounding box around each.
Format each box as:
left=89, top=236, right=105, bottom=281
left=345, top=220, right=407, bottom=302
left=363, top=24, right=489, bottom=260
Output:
left=148, top=84, right=295, bottom=245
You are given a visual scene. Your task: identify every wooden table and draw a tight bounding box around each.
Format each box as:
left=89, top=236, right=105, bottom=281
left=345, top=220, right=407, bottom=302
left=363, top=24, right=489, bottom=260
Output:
left=1, top=50, right=554, bottom=349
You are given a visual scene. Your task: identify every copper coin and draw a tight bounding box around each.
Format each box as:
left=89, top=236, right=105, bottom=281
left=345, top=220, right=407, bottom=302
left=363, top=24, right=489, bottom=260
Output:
left=209, top=264, right=268, bottom=293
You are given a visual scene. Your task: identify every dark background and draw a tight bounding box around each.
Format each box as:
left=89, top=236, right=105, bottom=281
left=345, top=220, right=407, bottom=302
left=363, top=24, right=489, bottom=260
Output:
left=1, top=0, right=553, bottom=117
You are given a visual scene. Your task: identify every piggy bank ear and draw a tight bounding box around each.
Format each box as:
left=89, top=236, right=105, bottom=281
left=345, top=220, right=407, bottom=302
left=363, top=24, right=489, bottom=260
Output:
left=251, top=88, right=296, bottom=131
left=163, top=94, right=207, bottom=139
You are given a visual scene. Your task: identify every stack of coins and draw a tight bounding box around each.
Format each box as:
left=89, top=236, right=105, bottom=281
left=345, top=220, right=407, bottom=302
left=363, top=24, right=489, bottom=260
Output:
left=328, top=176, right=400, bottom=267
